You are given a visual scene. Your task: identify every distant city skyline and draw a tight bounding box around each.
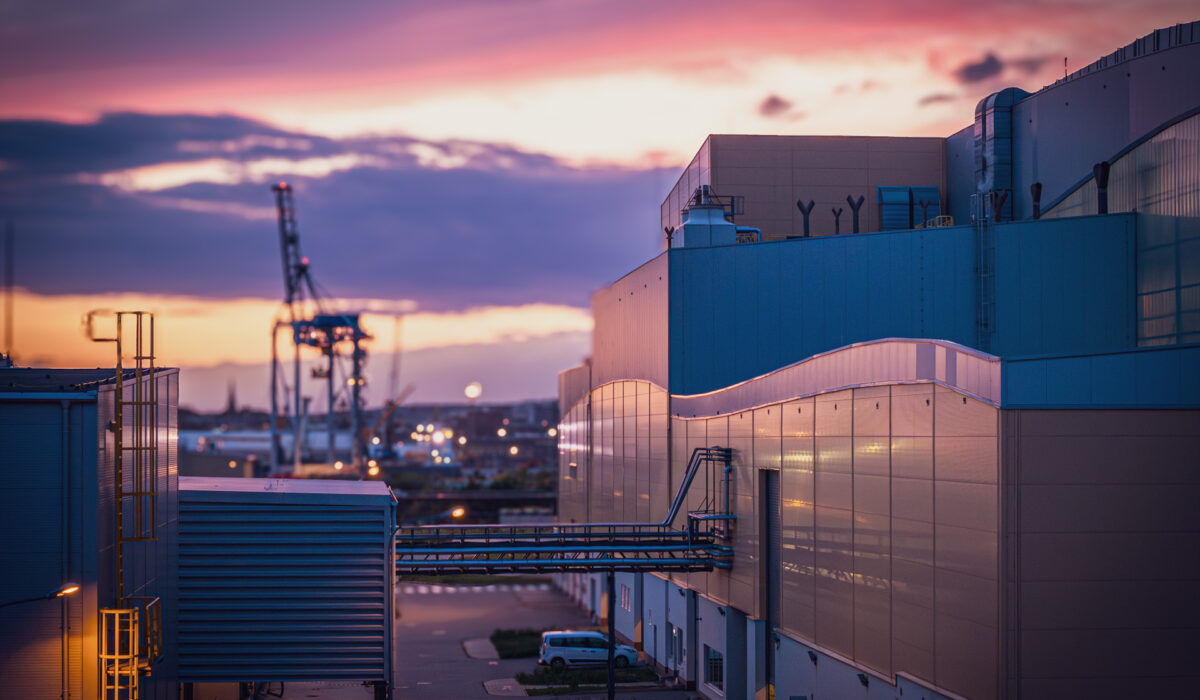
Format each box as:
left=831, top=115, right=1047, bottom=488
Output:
left=3, top=1, right=1195, bottom=410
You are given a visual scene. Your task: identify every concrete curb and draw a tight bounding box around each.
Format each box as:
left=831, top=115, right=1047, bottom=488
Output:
left=464, top=637, right=502, bottom=659
left=483, top=677, right=527, bottom=696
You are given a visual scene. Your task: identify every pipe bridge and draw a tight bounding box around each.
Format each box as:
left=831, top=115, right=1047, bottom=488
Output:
left=395, top=447, right=734, bottom=574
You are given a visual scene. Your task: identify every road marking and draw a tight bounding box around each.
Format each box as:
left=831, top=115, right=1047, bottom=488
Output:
left=485, top=585, right=495, bottom=591
left=472, top=586, right=483, bottom=592
left=417, top=681, right=433, bottom=685
left=417, top=585, right=429, bottom=594
left=538, top=584, right=550, bottom=590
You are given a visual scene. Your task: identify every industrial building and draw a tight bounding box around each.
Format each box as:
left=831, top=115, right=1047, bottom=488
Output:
left=0, top=315, right=395, bottom=700
left=0, top=361, right=180, bottom=700
left=557, top=22, right=1200, bottom=700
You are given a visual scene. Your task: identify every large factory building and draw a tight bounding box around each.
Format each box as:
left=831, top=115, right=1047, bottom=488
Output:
left=557, top=23, right=1200, bottom=700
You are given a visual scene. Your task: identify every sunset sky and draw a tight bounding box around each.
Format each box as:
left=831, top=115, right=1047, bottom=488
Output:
left=2, top=0, right=1194, bottom=410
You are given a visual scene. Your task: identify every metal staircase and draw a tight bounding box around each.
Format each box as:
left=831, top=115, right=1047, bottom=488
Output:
left=395, top=447, right=735, bottom=574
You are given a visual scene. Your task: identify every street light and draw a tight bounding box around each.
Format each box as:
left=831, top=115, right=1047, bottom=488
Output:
left=1, top=582, right=80, bottom=609
left=463, top=382, right=482, bottom=400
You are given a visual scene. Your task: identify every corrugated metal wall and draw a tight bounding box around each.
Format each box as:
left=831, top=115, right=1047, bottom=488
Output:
left=177, top=481, right=393, bottom=682
left=591, top=254, right=669, bottom=389
left=668, top=214, right=1139, bottom=396
left=0, top=396, right=95, bottom=700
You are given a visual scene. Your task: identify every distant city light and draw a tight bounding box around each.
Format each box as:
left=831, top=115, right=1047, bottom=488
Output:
left=547, top=427, right=558, bottom=437
left=410, top=432, right=419, bottom=440
left=432, top=432, right=446, bottom=445
left=416, top=424, right=426, bottom=432
left=464, top=382, right=482, bottom=400
left=497, top=428, right=507, bottom=438
left=450, top=506, right=466, bottom=519
left=368, top=465, right=380, bottom=476
left=334, top=461, right=344, bottom=470
left=509, top=445, right=519, bottom=456
left=431, top=449, right=439, bottom=457
left=371, top=436, right=381, bottom=445
left=227, top=460, right=237, bottom=469
left=443, top=428, right=454, bottom=439
left=457, top=436, right=467, bottom=445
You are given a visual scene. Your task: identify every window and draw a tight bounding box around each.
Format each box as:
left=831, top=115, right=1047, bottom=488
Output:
left=620, top=584, right=632, bottom=612
left=704, top=645, right=724, bottom=690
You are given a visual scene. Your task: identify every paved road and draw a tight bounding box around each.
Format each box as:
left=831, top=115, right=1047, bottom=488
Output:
left=393, top=579, right=589, bottom=698
left=392, top=580, right=699, bottom=699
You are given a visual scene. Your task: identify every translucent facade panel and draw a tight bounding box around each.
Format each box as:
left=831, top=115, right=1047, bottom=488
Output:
left=854, top=474, right=890, bottom=516
left=853, top=386, right=890, bottom=436
left=892, top=476, right=933, bottom=523
left=1137, top=215, right=1200, bottom=346
left=935, top=480, right=997, bottom=532
left=892, top=517, right=935, bottom=568
left=892, top=384, right=934, bottom=437
left=934, top=437, right=998, bottom=484
left=569, top=380, right=998, bottom=697
left=813, top=505, right=855, bottom=657
left=814, top=390, right=852, bottom=436
left=892, top=437, right=933, bottom=480
left=753, top=406, right=782, bottom=470
left=854, top=438, right=889, bottom=476
left=935, top=386, right=998, bottom=437
left=1043, top=111, right=1200, bottom=221
left=780, top=432, right=815, bottom=639
left=782, top=398, right=815, bottom=438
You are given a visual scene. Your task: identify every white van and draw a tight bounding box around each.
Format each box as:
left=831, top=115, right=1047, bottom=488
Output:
left=538, top=630, right=638, bottom=668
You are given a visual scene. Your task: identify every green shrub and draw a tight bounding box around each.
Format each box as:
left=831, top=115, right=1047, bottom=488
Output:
left=516, top=666, right=657, bottom=686
left=489, top=628, right=545, bottom=659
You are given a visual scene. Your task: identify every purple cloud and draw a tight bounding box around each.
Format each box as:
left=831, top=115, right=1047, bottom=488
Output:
left=1, top=113, right=670, bottom=312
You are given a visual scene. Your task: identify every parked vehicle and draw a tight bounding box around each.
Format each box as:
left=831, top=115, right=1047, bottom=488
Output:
left=538, top=630, right=638, bottom=668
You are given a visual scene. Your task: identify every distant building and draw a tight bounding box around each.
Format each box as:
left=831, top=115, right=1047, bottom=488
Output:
left=559, top=23, right=1200, bottom=700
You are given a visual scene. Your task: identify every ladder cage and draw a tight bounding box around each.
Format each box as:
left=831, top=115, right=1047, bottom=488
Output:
left=100, top=607, right=140, bottom=700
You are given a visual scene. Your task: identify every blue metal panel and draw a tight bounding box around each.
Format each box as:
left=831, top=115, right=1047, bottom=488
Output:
left=1002, top=345, right=1200, bottom=408
left=177, top=481, right=393, bottom=682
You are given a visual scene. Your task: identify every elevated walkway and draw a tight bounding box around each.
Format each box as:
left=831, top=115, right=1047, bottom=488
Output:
left=395, top=447, right=734, bottom=574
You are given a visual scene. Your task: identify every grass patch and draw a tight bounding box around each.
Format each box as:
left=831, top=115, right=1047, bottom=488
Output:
left=400, top=574, right=550, bottom=586
left=516, top=666, right=658, bottom=687
left=490, top=628, right=546, bottom=659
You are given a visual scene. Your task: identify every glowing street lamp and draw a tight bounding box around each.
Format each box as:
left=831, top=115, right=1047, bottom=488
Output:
left=509, top=445, right=519, bottom=456
left=1, top=582, right=81, bottom=609
left=333, top=461, right=344, bottom=470
left=463, top=382, right=482, bottom=400
left=497, top=427, right=507, bottom=438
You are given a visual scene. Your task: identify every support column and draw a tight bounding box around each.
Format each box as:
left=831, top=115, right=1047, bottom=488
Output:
left=607, top=570, right=616, bottom=700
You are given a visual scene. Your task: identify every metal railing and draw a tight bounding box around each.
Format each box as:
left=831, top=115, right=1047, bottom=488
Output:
left=396, top=447, right=735, bottom=574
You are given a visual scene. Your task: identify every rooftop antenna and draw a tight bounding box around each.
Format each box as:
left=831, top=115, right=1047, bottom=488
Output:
left=1064, top=57, right=1068, bottom=78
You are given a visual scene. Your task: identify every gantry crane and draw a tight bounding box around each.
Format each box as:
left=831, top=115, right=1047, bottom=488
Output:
left=268, top=182, right=371, bottom=473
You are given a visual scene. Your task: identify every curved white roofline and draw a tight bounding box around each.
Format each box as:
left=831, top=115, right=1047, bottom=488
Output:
left=670, top=338, right=1000, bottom=417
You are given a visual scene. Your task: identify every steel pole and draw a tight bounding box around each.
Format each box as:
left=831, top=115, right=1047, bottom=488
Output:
left=607, top=569, right=616, bottom=700
left=293, top=326, right=302, bottom=472
left=327, top=351, right=335, bottom=463
left=269, top=323, right=279, bottom=473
